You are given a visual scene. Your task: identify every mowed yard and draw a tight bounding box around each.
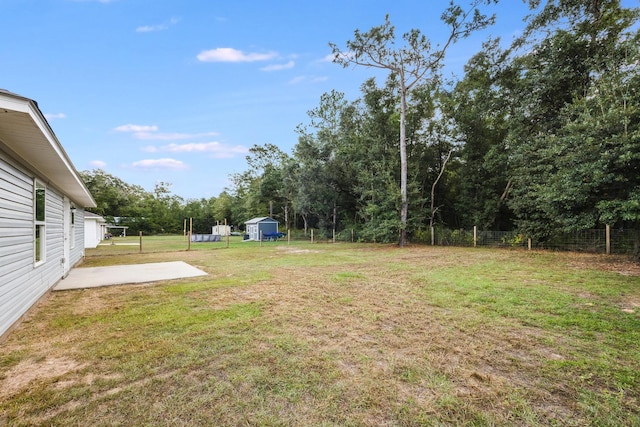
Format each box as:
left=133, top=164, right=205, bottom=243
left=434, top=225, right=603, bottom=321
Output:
left=1, top=237, right=639, bottom=426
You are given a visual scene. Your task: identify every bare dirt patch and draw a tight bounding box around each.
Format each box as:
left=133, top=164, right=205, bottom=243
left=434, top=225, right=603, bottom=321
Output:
left=565, top=253, right=640, bottom=276
left=0, top=357, right=85, bottom=399
left=619, top=298, right=640, bottom=314
left=275, top=246, right=320, bottom=254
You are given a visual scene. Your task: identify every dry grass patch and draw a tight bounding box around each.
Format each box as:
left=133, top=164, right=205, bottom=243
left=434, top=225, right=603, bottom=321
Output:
left=0, top=357, right=86, bottom=399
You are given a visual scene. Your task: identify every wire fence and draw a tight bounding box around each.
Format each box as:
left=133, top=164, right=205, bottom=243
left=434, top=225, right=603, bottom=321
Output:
left=91, top=228, right=638, bottom=257
left=310, top=226, right=639, bottom=256
left=428, top=227, right=639, bottom=255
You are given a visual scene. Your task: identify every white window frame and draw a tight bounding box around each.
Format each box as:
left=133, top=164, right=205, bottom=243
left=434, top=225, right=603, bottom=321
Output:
left=70, top=206, right=76, bottom=249
left=34, top=179, right=46, bottom=266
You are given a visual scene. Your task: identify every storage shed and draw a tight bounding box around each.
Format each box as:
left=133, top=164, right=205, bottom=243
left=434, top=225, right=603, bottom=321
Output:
left=245, top=217, right=279, bottom=241
left=0, top=89, right=96, bottom=340
left=84, top=211, right=106, bottom=249
left=212, top=224, right=231, bottom=236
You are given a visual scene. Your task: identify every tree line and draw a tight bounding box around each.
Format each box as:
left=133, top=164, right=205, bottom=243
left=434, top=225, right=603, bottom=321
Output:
left=79, top=170, right=236, bottom=235
left=83, top=0, right=640, bottom=249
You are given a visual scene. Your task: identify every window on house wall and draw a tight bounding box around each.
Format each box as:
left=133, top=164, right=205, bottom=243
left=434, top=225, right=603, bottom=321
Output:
left=34, top=180, right=46, bottom=264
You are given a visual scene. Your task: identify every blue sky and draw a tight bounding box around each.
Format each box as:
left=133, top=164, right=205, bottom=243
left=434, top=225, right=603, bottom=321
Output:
left=2, top=0, right=630, bottom=201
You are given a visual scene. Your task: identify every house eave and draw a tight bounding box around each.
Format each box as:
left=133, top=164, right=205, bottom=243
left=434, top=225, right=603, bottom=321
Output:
left=0, top=90, right=96, bottom=208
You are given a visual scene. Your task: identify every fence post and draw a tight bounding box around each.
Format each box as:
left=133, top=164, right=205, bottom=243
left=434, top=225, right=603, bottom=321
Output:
left=139, top=231, right=143, bottom=253
left=473, top=226, right=477, bottom=248
left=527, top=238, right=532, bottom=251
left=225, top=218, right=229, bottom=248
left=606, top=224, right=611, bottom=255
left=188, top=218, right=192, bottom=251
left=311, top=229, right=314, bottom=244
left=431, top=226, right=435, bottom=246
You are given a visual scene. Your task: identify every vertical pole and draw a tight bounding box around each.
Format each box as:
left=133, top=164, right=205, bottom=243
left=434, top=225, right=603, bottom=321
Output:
left=473, top=226, right=477, bottom=248
left=606, top=224, right=611, bottom=255
left=139, top=231, right=142, bottom=253
left=431, top=226, right=435, bottom=246
left=311, top=229, right=314, bottom=244
left=528, top=238, right=532, bottom=251
left=352, top=229, right=354, bottom=243
left=225, top=218, right=229, bottom=248
left=183, top=219, right=187, bottom=241
left=287, top=228, right=290, bottom=245
left=260, top=230, right=263, bottom=247
left=188, top=217, right=192, bottom=251
left=285, top=205, right=289, bottom=235
left=333, top=205, right=337, bottom=244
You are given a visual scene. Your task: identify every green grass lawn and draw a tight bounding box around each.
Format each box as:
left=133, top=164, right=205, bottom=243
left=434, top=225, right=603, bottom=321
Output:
left=1, top=238, right=639, bottom=426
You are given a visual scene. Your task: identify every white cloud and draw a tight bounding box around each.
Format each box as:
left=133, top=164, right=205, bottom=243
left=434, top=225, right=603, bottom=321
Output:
left=44, top=112, right=66, bottom=120
left=167, top=142, right=221, bottom=152
left=89, top=160, right=107, bottom=168
left=143, top=141, right=249, bottom=158
left=136, top=17, right=179, bottom=33
left=114, top=124, right=159, bottom=133
left=288, top=76, right=306, bottom=85
left=130, top=158, right=188, bottom=171
left=322, top=51, right=354, bottom=63
left=170, top=142, right=249, bottom=158
left=288, top=75, right=328, bottom=85
left=114, top=124, right=217, bottom=141
left=260, top=60, right=295, bottom=72
left=134, top=131, right=219, bottom=141
left=136, top=24, right=166, bottom=33
left=197, top=47, right=278, bottom=63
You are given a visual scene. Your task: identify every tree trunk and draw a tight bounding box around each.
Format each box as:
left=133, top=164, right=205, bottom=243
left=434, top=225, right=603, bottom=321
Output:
left=399, top=86, right=408, bottom=247
left=429, top=149, right=453, bottom=241
left=333, top=204, right=337, bottom=240
left=284, top=204, right=289, bottom=231
left=484, top=179, right=512, bottom=230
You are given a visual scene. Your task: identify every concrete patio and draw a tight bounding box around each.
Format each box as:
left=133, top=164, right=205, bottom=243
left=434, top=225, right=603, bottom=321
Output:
left=53, top=261, right=208, bottom=291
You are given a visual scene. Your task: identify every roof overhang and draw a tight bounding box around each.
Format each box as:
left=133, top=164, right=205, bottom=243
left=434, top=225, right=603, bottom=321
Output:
left=0, top=90, right=96, bottom=208
left=84, top=212, right=106, bottom=223
left=245, top=217, right=278, bottom=224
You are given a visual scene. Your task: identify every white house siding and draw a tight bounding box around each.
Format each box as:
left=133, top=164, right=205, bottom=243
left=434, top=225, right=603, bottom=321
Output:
left=83, top=215, right=104, bottom=249
left=47, top=186, right=64, bottom=278
left=72, top=210, right=85, bottom=262
left=0, top=147, right=75, bottom=338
